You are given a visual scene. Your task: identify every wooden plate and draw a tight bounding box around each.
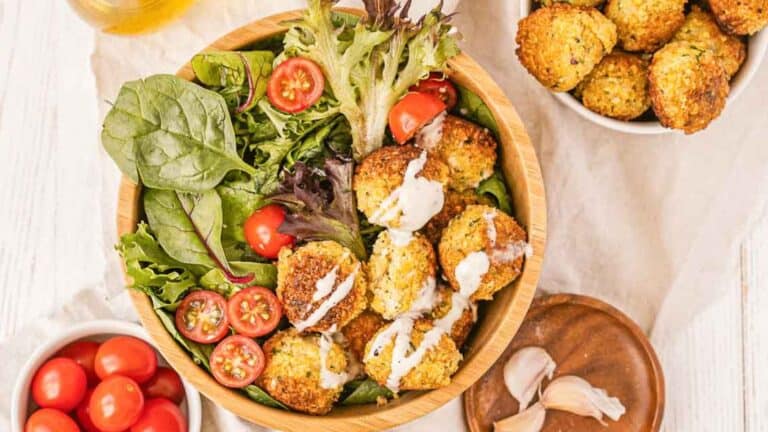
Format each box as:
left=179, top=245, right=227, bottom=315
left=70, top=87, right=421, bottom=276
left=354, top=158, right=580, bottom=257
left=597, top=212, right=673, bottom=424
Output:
left=115, top=8, right=547, bottom=432
left=464, top=294, right=664, bottom=432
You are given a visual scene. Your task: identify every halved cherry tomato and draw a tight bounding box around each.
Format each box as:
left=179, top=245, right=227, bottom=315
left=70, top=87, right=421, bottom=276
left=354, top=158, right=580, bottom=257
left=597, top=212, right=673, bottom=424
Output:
left=25, top=408, right=80, bottom=432
left=95, top=336, right=157, bottom=384
left=176, top=290, right=229, bottom=344
left=244, top=204, right=295, bottom=259
left=57, top=340, right=101, bottom=386
left=130, top=398, right=187, bottom=432
left=227, top=286, right=283, bottom=338
left=410, top=72, right=458, bottom=110
left=142, top=367, right=185, bottom=405
left=90, top=376, right=144, bottom=432
left=75, top=389, right=100, bottom=432
left=210, top=335, right=265, bottom=388
left=31, top=357, right=87, bottom=412
left=267, top=57, right=325, bottom=113
left=388, top=92, right=447, bottom=144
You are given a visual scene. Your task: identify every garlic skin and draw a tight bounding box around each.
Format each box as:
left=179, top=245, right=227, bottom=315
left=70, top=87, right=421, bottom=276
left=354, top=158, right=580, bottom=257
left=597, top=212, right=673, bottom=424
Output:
left=493, top=402, right=546, bottom=432
left=503, top=347, right=556, bottom=412
left=541, top=375, right=626, bottom=424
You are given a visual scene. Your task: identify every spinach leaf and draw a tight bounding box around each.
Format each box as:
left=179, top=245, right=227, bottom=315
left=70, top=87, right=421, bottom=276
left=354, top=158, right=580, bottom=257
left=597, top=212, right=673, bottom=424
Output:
left=453, top=84, right=499, bottom=137
left=191, top=51, right=274, bottom=112
left=153, top=301, right=215, bottom=370
left=340, top=379, right=392, bottom=405
left=200, top=262, right=277, bottom=297
left=102, top=74, right=256, bottom=192
left=216, top=174, right=265, bottom=245
left=243, top=385, right=287, bottom=409
left=477, top=171, right=512, bottom=214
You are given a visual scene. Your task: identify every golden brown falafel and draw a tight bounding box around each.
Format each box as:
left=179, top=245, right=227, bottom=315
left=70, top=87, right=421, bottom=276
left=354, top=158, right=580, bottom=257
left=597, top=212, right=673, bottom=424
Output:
left=429, top=284, right=476, bottom=349
left=367, top=231, right=438, bottom=320
left=422, top=115, right=497, bottom=191
left=575, top=51, right=651, bottom=120
left=673, top=5, right=747, bottom=78
left=258, top=329, right=348, bottom=415
left=439, top=205, right=528, bottom=301
left=340, top=310, right=388, bottom=362
left=364, top=319, right=461, bottom=391
left=649, top=41, right=730, bottom=134
left=516, top=4, right=617, bottom=91
left=604, top=0, right=686, bottom=52
left=353, top=145, right=449, bottom=229
left=540, top=0, right=606, bottom=7
left=709, top=0, right=768, bottom=35
left=277, top=241, right=368, bottom=333
left=422, top=190, right=488, bottom=244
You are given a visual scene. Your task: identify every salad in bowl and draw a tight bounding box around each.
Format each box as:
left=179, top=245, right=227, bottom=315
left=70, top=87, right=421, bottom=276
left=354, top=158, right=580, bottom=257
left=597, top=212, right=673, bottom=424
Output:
left=103, top=0, right=538, bottom=418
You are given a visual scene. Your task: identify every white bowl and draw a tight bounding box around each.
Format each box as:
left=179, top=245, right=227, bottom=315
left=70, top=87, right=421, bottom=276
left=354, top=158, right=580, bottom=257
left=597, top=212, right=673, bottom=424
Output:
left=10, top=320, right=202, bottom=432
left=519, top=0, right=768, bottom=134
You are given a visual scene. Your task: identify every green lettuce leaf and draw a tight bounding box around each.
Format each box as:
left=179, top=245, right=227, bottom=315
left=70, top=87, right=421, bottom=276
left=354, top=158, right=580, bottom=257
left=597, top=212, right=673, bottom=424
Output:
left=477, top=171, right=512, bottom=214
left=340, top=379, right=393, bottom=405
left=243, top=385, right=288, bottom=409
left=453, top=84, right=499, bottom=137
left=191, top=50, right=274, bottom=112
left=200, top=261, right=277, bottom=297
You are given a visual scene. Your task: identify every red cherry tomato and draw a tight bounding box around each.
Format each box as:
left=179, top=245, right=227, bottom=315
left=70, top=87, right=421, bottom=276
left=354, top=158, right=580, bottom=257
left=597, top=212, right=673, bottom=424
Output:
left=175, top=290, right=230, bottom=344
left=95, top=336, right=157, bottom=384
left=227, top=286, right=283, bottom=338
left=56, top=340, right=101, bottom=386
left=75, top=389, right=100, bottom=432
left=90, top=376, right=144, bottom=432
left=410, top=72, right=458, bottom=110
left=210, top=335, right=265, bottom=388
left=142, top=367, right=185, bottom=405
left=25, top=408, right=80, bottom=432
left=31, top=357, right=87, bottom=412
left=267, top=57, right=325, bottom=113
left=243, top=204, right=295, bottom=259
left=388, top=92, right=447, bottom=144
left=130, top=398, right=187, bottom=432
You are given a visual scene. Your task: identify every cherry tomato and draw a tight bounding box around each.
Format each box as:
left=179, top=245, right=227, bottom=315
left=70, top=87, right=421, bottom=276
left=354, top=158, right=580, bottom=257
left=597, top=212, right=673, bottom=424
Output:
left=410, top=72, right=458, bottom=110
left=57, top=340, right=101, bottom=386
left=31, top=357, right=87, bottom=412
left=95, top=336, right=157, bottom=384
left=75, top=389, right=100, bottom=432
left=388, top=92, right=447, bottom=144
left=175, top=290, right=230, bottom=344
left=210, top=335, right=265, bottom=388
left=267, top=57, right=325, bottom=113
left=142, top=367, right=185, bottom=405
left=227, top=286, right=283, bottom=338
left=130, top=398, right=187, bottom=432
left=25, top=408, right=80, bottom=432
left=243, top=204, right=295, bottom=259
left=90, top=376, right=144, bottom=432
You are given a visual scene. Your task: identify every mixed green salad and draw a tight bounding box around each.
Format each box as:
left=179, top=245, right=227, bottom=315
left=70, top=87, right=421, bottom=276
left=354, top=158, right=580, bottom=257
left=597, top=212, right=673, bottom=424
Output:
left=103, top=0, right=512, bottom=410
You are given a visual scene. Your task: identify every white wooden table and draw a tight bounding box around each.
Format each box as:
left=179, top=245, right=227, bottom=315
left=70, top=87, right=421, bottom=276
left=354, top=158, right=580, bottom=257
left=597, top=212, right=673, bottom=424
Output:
left=1, top=1, right=767, bottom=431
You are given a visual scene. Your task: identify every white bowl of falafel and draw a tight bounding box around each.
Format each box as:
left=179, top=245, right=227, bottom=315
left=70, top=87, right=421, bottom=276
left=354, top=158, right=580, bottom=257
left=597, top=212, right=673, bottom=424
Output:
left=517, top=0, right=768, bottom=135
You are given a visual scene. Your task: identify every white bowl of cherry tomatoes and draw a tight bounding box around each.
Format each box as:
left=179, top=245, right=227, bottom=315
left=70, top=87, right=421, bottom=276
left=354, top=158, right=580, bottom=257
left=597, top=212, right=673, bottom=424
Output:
left=11, top=320, right=202, bottom=432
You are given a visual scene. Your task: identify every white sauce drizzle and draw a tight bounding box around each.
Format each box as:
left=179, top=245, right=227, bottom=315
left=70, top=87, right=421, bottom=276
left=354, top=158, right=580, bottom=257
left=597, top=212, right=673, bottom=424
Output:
left=294, top=265, right=360, bottom=332
left=484, top=210, right=533, bottom=263
left=312, top=252, right=350, bottom=302
left=318, top=332, right=349, bottom=389
left=408, top=276, right=438, bottom=315
left=369, top=151, right=445, bottom=246
left=416, top=112, right=446, bottom=151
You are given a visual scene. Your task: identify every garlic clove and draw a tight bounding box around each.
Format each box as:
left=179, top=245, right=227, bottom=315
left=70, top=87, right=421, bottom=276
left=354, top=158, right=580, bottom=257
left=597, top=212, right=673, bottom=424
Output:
left=503, top=347, right=557, bottom=412
left=541, top=375, right=626, bottom=425
left=493, top=402, right=546, bottom=432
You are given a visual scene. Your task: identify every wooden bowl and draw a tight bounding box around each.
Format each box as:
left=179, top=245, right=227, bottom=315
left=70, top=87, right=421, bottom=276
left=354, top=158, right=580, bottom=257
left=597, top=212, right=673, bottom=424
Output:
left=115, top=8, right=547, bottom=432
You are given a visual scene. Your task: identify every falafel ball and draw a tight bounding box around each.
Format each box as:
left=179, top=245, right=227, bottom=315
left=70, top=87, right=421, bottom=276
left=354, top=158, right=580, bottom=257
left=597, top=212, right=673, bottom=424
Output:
left=575, top=51, right=651, bottom=121
left=364, top=319, right=461, bottom=391
left=277, top=241, right=368, bottom=333
left=540, top=0, right=605, bottom=7
left=604, top=0, right=686, bottom=52
left=516, top=4, right=617, bottom=91
left=341, top=310, right=388, bottom=362
left=422, top=190, right=489, bottom=244
left=421, top=115, right=497, bottom=191
left=354, top=145, right=449, bottom=230
left=649, top=41, right=729, bottom=134
left=709, top=0, right=768, bottom=35
left=672, top=5, right=747, bottom=78
left=367, top=230, right=438, bottom=320
left=258, top=329, right=348, bottom=415
left=439, top=205, right=528, bottom=301
left=429, top=284, right=476, bottom=349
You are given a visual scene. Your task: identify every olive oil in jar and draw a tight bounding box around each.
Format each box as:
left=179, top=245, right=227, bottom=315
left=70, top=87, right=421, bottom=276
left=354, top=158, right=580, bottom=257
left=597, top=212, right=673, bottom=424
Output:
left=67, top=0, right=196, bottom=35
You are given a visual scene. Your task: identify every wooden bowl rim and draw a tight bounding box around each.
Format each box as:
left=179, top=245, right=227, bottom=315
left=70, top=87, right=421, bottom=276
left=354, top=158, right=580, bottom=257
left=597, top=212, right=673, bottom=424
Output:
left=463, top=293, right=666, bottom=432
left=116, top=8, right=547, bottom=431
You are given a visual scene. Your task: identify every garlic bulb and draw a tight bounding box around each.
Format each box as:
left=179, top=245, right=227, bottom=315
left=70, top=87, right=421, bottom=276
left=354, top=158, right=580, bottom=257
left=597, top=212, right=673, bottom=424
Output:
left=503, top=347, right=556, bottom=412
left=541, top=375, right=626, bottom=424
left=494, top=402, right=546, bottom=432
